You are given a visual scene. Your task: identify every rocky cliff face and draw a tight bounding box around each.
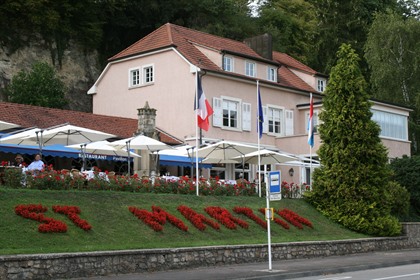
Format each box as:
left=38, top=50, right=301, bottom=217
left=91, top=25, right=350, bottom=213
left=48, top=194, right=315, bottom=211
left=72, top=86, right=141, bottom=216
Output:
left=0, top=40, right=101, bottom=112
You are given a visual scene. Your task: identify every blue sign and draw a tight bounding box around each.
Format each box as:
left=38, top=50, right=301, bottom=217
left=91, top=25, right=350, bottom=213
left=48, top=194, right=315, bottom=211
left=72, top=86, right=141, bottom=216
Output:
left=269, top=171, right=281, bottom=201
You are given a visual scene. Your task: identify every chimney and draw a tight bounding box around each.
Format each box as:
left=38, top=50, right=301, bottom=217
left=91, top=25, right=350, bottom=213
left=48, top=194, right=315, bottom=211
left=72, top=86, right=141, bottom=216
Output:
left=136, top=101, right=157, bottom=138
left=243, top=33, right=273, bottom=60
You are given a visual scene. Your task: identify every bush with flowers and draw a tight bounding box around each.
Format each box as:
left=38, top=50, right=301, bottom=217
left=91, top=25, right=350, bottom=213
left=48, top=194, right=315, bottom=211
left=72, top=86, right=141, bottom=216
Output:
left=1, top=166, right=314, bottom=198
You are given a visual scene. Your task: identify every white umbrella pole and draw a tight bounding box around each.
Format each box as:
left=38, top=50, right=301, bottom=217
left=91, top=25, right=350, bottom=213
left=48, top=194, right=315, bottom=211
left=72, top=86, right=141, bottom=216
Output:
left=126, top=140, right=131, bottom=176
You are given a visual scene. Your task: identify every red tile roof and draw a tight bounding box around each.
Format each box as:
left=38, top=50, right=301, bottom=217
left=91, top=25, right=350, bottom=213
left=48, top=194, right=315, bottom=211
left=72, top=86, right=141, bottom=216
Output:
left=0, top=102, right=182, bottom=145
left=272, top=51, right=317, bottom=75
left=109, top=23, right=319, bottom=93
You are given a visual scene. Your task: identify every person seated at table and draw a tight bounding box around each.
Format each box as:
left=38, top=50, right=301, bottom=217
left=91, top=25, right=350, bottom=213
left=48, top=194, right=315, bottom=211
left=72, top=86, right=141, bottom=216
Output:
left=27, top=154, right=45, bottom=175
left=12, top=154, right=25, bottom=167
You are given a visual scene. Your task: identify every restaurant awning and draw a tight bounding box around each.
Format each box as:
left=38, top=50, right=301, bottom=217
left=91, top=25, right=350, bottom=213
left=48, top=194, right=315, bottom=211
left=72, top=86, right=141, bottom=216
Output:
left=0, top=143, right=131, bottom=162
left=159, top=154, right=212, bottom=168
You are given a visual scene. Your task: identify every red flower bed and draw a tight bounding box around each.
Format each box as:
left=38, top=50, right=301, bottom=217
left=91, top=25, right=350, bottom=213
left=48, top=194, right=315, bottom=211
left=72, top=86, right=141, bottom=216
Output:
left=52, top=205, right=92, bottom=231
left=258, top=208, right=290, bottom=229
left=14, top=204, right=67, bottom=233
left=277, top=208, right=313, bottom=229
left=151, top=206, right=188, bottom=232
left=205, top=206, right=248, bottom=230
left=177, top=205, right=220, bottom=231
left=233, top=206, right=267, bottom=229
left=129, top=206, right=189, bottom=232
left=129, top=206, right=164, bottom=231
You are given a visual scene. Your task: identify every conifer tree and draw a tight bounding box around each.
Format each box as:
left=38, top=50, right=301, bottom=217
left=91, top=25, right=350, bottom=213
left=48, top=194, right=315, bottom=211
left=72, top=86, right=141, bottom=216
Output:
left=308, top=44, right=401, bottom=236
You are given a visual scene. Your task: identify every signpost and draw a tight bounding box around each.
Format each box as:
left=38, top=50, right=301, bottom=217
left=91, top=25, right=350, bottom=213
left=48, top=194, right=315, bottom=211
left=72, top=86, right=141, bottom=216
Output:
left=265, top=170, right=282, bottom=271
left=269, top=171, right=281, bottom=201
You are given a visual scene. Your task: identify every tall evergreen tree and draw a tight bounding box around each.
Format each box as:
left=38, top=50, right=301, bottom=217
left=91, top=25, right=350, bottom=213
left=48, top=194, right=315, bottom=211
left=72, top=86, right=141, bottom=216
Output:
left=307, top=44, right=401, bottom=236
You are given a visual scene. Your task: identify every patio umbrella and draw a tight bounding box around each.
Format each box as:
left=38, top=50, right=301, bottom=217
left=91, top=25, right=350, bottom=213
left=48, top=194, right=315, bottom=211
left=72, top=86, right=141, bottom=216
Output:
left=236, top=149, right=297, bottom=165
left=0, top=121, right=20, bottom=131
left=109, top=134, right=171, bottom=175
left=0, top=127, right=45, bottom=152
left=34, top=124, right=116, bottom=146
left=191, top=140, right=258, bottom=162
left=66, top=140, right=140, bottom=171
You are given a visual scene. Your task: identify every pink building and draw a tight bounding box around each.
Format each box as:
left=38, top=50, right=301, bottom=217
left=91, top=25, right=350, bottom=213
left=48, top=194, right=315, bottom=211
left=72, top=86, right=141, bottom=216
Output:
left=88, top=23, right=411, bottom=183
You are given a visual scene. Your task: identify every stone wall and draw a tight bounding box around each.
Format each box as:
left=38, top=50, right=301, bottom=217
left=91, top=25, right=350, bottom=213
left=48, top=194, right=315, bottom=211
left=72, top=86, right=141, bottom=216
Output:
left=1, top=223, right=419, bottom=280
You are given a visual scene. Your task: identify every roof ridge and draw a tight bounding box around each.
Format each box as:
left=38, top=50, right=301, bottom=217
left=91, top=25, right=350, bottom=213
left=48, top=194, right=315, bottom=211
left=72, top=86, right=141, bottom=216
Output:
left=273, top=51, right=317, bottom=74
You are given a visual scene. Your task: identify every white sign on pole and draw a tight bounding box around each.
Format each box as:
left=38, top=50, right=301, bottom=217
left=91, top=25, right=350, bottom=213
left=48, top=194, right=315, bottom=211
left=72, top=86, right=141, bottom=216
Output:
left=269, top=170, right=281, bottom=201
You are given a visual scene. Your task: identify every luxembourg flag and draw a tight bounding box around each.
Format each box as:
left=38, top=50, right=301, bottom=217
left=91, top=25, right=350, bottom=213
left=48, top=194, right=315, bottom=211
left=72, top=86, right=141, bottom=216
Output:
left=307, top=93, right=314, bottom=147
left=195, top=74, right=213, bottom=131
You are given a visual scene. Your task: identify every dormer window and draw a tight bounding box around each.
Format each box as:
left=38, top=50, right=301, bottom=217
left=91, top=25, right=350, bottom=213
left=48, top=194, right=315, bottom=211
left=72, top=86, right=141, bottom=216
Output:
left=317, top=78, right=326, bottom=92
left=245, top=61, right=256, bottom=77
left=267, top=67, right=277, bottom=82
left=223, top=56, right=234, bottom=72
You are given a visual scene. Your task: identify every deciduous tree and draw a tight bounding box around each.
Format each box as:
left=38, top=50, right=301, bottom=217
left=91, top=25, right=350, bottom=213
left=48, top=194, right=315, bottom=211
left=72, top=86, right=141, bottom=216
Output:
left=5, top=61, right=68, bottom=109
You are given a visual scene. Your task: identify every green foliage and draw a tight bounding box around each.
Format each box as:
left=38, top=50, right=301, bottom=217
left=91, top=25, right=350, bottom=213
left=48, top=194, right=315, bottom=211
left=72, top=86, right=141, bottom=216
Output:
left=307, top=0, right=398, bottom=74
left=390, top=156, right=420, bottom=215
left=308, top=43, right=401, bottom=236
left=387, top=181, right=410, bottom=219
left=5, top=61, right=68, bottom=109
left=257, top=0, right=317, bottom=64
left=364, top=11, right=420, bottom=155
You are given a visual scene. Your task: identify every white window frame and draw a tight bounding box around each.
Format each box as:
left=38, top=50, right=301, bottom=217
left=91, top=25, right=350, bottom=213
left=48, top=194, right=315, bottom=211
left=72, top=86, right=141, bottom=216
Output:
left=245, top=61, right=256, bottom=77
left=267, top=67, right=277, bottom=82
left=371, top=109, right=408, bottom=141
left=317, top=78, right=326, bottom=92
left=267, top=105, right=284, bottom=136
left=212, top=96, right=242, bottom=131
left=129, top=67, right=141, bottom=87
left=223, top=56, right=234, bottom=72
left=142, top=64, right=154, bottom=84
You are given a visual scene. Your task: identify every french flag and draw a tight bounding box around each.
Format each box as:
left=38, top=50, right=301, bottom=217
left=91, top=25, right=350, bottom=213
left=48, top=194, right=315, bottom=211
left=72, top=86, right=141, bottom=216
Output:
left=307, top=93, right=314, bottom=147
left=195, top=74, right=213, bottom=131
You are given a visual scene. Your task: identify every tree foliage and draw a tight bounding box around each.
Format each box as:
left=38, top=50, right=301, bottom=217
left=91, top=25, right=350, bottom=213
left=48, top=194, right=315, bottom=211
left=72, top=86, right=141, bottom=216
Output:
left=307, top=44, right=402, bottom=236
left=5, top=61, right=68, bottom=109
left=307, top=0, right=398, bottom=74
left=256, top=0, right=317, bottom=64
left=365, top=11, right=420, bottom=154
left=390, top=156, right=420, bottom=217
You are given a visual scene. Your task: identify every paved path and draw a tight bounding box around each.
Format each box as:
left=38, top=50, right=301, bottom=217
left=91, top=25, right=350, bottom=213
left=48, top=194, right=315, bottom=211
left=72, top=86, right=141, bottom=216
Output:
left=71, top=248, right=420, bottom=280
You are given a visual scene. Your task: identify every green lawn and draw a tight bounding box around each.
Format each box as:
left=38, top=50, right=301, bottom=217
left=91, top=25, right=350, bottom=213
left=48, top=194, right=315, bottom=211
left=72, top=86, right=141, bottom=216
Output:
left=0, top=188, right=368, bottom=255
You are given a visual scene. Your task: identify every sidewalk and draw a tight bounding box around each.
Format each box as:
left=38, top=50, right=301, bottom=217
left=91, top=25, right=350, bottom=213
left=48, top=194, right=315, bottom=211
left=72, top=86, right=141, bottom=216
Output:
left=72, top=249, right=420, bottom=280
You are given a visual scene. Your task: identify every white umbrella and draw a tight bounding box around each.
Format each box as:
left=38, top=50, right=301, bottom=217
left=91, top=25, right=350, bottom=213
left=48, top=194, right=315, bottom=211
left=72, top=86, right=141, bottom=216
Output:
left=0, top=127, right=44, bottom=151
left=191, top=140, right=258, bottom=161
left=110, top=134, right=171, bottom=151
left=236, top=149, right=297, bottom=165
left=0, top=121, right=20, bottom=131
left=34, top=124, right=116, bottom=146
left=66, top=140, right=141, bottom=171
left=109, top=134, right=171, bottom=175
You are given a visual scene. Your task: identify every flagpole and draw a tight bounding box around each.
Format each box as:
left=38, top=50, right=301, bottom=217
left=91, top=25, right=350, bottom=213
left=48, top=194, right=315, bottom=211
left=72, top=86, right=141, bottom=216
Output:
left=195, top=70, right=200, bottom=196
left=257, top=80, right=262, bottom=198
left=308, top=93, right=313, bottom=190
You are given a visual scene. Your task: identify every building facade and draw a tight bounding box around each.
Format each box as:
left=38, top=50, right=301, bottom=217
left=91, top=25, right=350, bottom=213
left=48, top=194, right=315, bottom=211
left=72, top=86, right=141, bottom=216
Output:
left=88, top=23, right=411, bottom=183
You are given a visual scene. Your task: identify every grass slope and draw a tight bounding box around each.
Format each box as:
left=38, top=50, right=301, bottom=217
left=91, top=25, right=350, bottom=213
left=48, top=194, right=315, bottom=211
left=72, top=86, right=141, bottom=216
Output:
left=0, top=188, right=368, bottom=255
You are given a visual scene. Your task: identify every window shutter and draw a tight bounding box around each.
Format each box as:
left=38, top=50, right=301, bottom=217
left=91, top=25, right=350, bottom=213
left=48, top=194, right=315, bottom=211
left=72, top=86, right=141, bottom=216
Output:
left=285, top=110, right=294, bottom=136
left=212, top=97, right=222, bottom=127
left=262, top=106, right=268, bottom=133
left=242, top=103, right=251, bottom=131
